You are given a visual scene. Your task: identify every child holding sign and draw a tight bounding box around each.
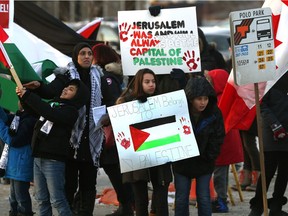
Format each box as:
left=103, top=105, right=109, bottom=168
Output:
left=116, top=68, right=173, bottom=216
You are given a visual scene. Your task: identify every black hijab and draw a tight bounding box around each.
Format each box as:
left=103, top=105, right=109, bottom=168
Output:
left=72, top=42, right=92, bottom=84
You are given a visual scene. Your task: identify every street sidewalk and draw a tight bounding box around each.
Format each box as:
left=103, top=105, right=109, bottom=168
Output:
left=0, top=168, right=287, bottom=216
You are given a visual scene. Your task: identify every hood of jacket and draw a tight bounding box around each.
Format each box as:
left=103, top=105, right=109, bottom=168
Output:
left=105, top=62, right=123, bottom=76
left=207, top=69, right=229, bottom=102
left=185, top=77, right=217, bottom=115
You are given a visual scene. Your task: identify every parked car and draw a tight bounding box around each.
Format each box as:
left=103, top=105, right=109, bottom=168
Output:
left=200, top=26, right=231, bottom=61
left=96, top=21, right=120, bottom=52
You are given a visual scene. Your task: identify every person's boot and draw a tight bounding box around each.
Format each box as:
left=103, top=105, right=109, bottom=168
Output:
left=106, top=203, right=134, bottom=216
left=246, top=171, right=260, bottom=191
left=77, top=190, right=96, bottom=216
left=231, top=169, right=251, bottom=191
left=105, top=205, right=124, bottom=216
left=248, top=197, right=263, bottom=216
left=212, top=197, right=229, bottom=213
left=9, top=211, right=17, bottom=216
left=269, top=197, right=288, bottom=216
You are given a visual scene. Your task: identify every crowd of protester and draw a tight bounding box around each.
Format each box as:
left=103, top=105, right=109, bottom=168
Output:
left=0, top=6, right=288, bottom=216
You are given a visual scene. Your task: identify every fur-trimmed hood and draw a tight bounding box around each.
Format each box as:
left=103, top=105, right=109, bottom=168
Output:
left=105, top=62, right=123, bottom=76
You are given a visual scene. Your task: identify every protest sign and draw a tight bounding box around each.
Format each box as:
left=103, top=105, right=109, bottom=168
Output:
left=107, top=90, right=199, bottom=173
left=118, top=7, right=201, bottom=75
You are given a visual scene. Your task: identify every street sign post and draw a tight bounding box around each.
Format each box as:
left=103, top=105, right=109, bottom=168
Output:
left=230, top=8, right=276, bottom=216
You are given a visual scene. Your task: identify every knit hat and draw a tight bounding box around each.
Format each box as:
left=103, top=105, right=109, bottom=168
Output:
left=72, top=42, right=93, bottom=68
left=64, top=79, right=90, bottom=109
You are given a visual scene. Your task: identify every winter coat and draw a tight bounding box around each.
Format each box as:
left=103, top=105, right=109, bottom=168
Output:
left=261, top=74, right=288, bottom=151
left=172, top=77, right=225, bottom=178
left=100, top=62, right=123, bottom=166
left=21, top=80, right=89, bottom=161
left=34, top=65, right=113, bottom=164
left=0, top=109, right=37, bottom=182
left=208, top=69, right=243, bottom=166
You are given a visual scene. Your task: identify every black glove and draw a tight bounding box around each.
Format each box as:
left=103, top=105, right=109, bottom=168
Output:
left=171, top=68, right=185, bottom=79
left=137, top=95, right=148, bottom=103
left=149, top=5, right=162, bottom=17
left=170, top=68, right=187, bottom=89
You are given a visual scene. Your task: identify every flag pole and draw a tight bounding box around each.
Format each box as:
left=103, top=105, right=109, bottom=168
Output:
left=0, top=42, right=23, bottom=88
left=254, top=83, right=268, bottom=216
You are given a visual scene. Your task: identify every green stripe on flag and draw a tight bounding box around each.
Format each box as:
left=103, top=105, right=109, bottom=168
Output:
left=136, top=134, right=181, bottom=151
left=0, top=76, right=18, bottom=112
left=2, top=43, right=41, bottom=83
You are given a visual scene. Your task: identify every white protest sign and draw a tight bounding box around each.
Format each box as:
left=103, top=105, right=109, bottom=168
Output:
left=107, top=90, right=199, bottom=173
left=118, top=7, right=201, bottom=76
left=230, top=7, right=276, bottom=85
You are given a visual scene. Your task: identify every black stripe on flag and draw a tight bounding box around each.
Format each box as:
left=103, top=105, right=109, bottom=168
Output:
left=130, top=115, right=176, bottom=130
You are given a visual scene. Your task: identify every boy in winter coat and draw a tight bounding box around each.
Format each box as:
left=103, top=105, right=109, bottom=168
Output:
left=173, top=76, right=225, bottom=216
left=16, top=79, right=89, bottom=216
left=0, top=103, right=37, bottom=216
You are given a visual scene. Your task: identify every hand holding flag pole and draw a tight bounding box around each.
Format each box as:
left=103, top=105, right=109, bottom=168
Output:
left=0, top=42, right=23, bottom=89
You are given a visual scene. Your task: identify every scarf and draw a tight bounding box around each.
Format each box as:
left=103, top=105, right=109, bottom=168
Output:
left=68, top=62, right=104, bottom=167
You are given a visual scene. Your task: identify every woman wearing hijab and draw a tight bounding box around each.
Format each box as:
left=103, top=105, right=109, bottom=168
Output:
left=23, top=42, right=113, bottom=216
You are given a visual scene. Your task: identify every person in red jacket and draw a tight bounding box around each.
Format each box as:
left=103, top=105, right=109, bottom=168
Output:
left=206, top=69, right=243, bottom=213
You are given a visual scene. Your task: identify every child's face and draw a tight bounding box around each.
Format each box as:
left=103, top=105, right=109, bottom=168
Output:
left=60, top=85, right=78, bottom=100
left=78, top=47, right=93, bottom=68
left=142, top=73, right=156, bottom=95
left=191, top=96, right=209, bottom=113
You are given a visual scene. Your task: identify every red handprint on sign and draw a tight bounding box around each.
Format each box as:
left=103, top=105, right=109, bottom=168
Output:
left=116, top=131, right=131, bottom=149
left=182, top=50, right=200, bottom=71
left=119, top=22, right=132, bottom=42
left=179, top=117, right=191, bottom=135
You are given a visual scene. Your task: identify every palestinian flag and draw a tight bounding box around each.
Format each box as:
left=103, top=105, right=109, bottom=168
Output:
left=0, top=76, right=17, bottom=112
left=130, top=115, right=180, bottom=152
left=14, top=1, right=101, bottom=57
left=77, top=18, right=103, bottom=40
left=0, top=23, right=57, bottom=112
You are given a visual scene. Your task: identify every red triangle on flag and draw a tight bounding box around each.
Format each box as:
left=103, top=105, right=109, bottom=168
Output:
left=0, top=26, right=9, bottom=43
left=129, top=126, right=150, bottom=151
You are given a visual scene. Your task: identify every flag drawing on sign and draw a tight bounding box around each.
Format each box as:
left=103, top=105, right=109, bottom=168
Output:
left=219, top=0, right=288, bottom=133
left=116, top=115, right=191, bottom=152
left=130, top=115, right=181, bottom=152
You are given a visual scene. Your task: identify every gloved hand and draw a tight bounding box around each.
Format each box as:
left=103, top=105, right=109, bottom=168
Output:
left=149, top=5, right=162, bottom=17
left=137, top=95, right=148, bottom=103
left=271, top=124, right=287, bottom=140
left=171, top=68, right=185, bottom=79
left=170, top=68, right=187, bottom=89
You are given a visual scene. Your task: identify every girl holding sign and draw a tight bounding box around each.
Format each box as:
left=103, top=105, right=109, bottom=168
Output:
left=116, top=68, right=173, bottom=216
